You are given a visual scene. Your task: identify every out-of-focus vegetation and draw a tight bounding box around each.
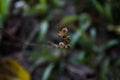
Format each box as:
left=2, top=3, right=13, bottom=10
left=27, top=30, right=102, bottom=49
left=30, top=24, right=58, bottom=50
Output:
left=0, top=0, right=120, bottom=80
left=0, top=59, right=31, bottom=80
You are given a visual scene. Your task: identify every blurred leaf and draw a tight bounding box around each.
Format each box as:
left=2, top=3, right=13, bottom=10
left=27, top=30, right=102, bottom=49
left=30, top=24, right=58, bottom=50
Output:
left=96, top=53, right=104, bottom=64
left=59, top=61, right=66, bottom=73
left=104, top=2, right=113, bottom=21
left=39, top=0, right=47, bottom=13
left=71, top=29, right=82, bottom=46
left=91, top=0, right=104, bottom=15
left=0, top=15, right=3, bottom=28
left=107, top=25, right=120, bottom=35
left=53, top=0, right=65, bottom=7
left=70, top=51, right=85, bottom=64
left=39, top=20, right=49, bottom=41
left=101, top=58, right=110, bottom=80
left=79, top=14, right=93, bottom=51
left=30, top=51, right=58, bottom=61
left=100, top=40, right=119, bottom=51
left=76, top=51, right=85, bottom=62
left=40, top=53, right=58, bottom=61
left=61, top=15, right=78, bottom=25
left=0, top=59, right=31, bottom=80
left=24, top=4, right=47, bottom=15
left=69, top=51, right=87, bottom=64
left=28, top=6, right=39, bottom=14
left=42, top=63, right=55, bottom=80
left=71, top=14, right=91, bottom=47
left=29, top=58, right=47, bottom=72
left=90, top=28, right=96, bottom=40
left=0, top=0, right=11, bottom=29
left=0, top=0, right=11, bottom=16
left=115, top=58, right=120, bottom=66
left=80, top=33, right=92, bottom=48
left=79, top=14, right=91, bottom=30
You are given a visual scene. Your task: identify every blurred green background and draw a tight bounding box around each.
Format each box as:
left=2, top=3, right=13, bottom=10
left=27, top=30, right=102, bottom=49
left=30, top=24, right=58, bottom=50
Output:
left=0, top=0, right=120, bottom=80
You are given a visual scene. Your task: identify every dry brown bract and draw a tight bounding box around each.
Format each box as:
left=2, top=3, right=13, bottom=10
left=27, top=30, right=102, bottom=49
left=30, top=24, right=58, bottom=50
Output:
left=58, top=27, right=71, bottom=49
left=59, top=42, right=65, bottom=48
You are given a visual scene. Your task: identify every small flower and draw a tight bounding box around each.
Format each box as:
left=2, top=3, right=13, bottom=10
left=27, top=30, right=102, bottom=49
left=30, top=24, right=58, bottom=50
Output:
left=59, top=42, right=65, bottom=48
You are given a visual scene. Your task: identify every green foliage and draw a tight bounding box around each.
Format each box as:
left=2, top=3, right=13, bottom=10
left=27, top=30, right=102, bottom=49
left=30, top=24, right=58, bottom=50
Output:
left=90, top=28, right=96, bottom=41
left=71, top=13, right=91, bottom=47
left=92, top=0, right=105, bottom=15
left=71, top=29, right=82, bottom=47
left=53, top=0, right=65, bottom=7
left=61, top=15, right=78, bottom=25
left=30, top=50, right=58, bottom=62
left=107, top=25, right=120, bottom=35
left=39, top=0, right=47, bottom=13
left=0, top=0, right=11, bottom=28
left=42, top=63, right=55, bottom=80
left=100, top=58, right=110, bottom=80
left=0, top=15, right=3, bottom=28
left=0, top=0, right=11, bottom=16
left=99, top=40, right=119, bottom=53
left=29, top=58, right=47, bottom=73
left=104, top=2, right=113, bottom=21
left=70, top=51, right=86, bottom=64
left=39, top=20, right=49, bottom=41
left=92, top=0, right=113, bottom=21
